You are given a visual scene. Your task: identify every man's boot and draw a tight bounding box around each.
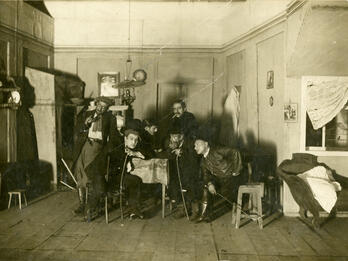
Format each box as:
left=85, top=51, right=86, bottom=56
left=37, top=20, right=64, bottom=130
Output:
left=190, top=201, right=200, bottom=222
left=74, top=188, right=86, bottom=216
left=173, top=204, right=186, bottom=219
left=195, top=201, right=210, bottom=223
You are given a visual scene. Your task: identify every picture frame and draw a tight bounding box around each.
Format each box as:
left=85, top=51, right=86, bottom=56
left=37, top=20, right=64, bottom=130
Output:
left=267, top=70, right=274, bottom=89
left=98, top=72, right=120, bottom=97
left=284, top=103, right=298, bottom=122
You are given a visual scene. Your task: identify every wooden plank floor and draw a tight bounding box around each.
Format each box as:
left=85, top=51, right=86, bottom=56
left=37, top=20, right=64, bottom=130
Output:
left=0, top=191, right=348, bottom=261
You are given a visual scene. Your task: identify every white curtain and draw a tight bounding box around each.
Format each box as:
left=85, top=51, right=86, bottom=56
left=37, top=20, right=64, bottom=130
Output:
left=220, top=86, right=240, bottom=146
left=307, top=78, right=348, bottom=130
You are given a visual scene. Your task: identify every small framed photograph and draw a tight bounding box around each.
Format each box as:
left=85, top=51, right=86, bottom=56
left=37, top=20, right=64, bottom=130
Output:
left=284, top=103, right=298, bottom=122
left=267, top=70, right=274, bottom=89
left=98, top=72, right=120, bottom=97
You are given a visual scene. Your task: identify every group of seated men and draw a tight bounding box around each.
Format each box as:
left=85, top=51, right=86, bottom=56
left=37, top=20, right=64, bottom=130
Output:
left=71, top=96, right=246, bottom=222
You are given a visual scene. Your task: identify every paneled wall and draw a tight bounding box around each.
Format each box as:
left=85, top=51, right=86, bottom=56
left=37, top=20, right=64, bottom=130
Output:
left=55, top=49, right=222, bottom=124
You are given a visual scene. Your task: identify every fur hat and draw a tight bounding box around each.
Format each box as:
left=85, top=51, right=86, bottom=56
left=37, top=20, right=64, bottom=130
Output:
left=124, top=119, right=142, bottom=136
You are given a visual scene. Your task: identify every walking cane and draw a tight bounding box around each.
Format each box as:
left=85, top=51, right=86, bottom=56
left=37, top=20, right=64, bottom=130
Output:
left=61, top=158, right=78, bottom=185
left=119, top=154, right=129, bottom=222
left=175, top=155, right=190, bottom=220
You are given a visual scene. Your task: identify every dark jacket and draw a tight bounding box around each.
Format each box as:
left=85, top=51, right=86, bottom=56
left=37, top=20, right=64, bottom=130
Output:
left=72, top=108, right=114, bottom=165
left=169, top=111, right=198, bottom=138
left=72, top=108, right=115, bottom=179
left=201, top=146, right=242, bottom=184
left=165, top=138, right=201, bottom=197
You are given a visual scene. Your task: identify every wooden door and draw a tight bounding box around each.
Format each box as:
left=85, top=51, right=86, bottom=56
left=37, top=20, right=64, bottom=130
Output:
left=256, top=33, right=284, bottom=160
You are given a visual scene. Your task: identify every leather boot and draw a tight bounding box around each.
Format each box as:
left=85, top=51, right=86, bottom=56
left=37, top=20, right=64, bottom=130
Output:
left=195, top=202, right=210, bottom=223
left=190, top=201, right=200, bottom=222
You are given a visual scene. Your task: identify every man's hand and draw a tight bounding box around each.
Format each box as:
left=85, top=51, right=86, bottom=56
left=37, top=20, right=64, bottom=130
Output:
left=207, top=183, right=216, bottom=195
left=126, top=162, right=132, bottom=172
left=85, top=115, right=94, bottom=126
left=126, top=149, right=145, bottom=159
left=172, top=148, right=182, bottom=157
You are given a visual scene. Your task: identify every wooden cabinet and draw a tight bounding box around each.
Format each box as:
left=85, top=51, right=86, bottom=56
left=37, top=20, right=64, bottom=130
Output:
left=0, top=1, right=54, bottom=164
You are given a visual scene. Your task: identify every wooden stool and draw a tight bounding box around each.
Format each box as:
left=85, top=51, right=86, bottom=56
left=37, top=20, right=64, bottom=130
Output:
left=235, top=183, right=264, bottom=229
left=8, top=189, right=27, bottom=210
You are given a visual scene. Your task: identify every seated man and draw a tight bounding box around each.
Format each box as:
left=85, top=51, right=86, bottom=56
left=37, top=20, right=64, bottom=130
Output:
left=194, top=133, right=245, bottom=223
left=165, top=124, right=201, bottom=220
left=108, top=119, right=152, bottom=219
left=72, top=96, right=114, bottom=221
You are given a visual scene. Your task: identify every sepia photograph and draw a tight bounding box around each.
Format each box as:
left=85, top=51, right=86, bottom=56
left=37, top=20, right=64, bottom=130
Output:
left=0, top=0, right=348, bottom=260
left=284, top=103, right=297, bottom=122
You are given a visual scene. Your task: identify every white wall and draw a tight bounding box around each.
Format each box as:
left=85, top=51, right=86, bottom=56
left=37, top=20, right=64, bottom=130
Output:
left=46, top=0, right=292, bottom=48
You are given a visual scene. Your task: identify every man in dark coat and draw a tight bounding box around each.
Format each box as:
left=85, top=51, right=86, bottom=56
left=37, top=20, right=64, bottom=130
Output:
left=193, top=133, right=245, bottom=222
left=72, top=96, right=114, bottom=220
left=108, top=119, right=153, bottom=219
left=142, top=119, right=162, bottom=154
left=168, top=99, right=198, bottom=139
left=165, top=124, right=201, bottom=220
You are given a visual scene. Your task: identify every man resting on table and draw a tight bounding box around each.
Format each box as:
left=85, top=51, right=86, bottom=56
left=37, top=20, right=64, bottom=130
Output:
left=108, top=119, right=153, bottom=219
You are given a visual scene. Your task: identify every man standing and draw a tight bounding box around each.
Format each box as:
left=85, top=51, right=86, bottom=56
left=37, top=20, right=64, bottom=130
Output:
left=169, top=99, right=198, bottom=139
left=72, top=96, right=114, bottom=220
left=193, top=133, right=245, bottom=223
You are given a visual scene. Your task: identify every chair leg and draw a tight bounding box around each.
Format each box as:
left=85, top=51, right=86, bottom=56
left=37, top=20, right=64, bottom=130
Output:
left=257, top=192, right=263, bottom=229
left=19, top=193, right=22, bottom=210
left=105, top=196, right=108, bottom=224
left=253, top=192, right=258, bottom=214
left=231, top=202, right=236, bottom=225
left=23, top=193, right=28, bottom=207
left=8, top=193, right=12, bottom=209
left=235, top=191, right=243, bottom=229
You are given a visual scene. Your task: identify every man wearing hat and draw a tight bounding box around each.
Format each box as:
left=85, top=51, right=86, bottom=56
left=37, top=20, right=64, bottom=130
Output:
left=142, top=119, right=162, bottom=154
left=193, top=129, right=245, bottom=223
left=165, top=123, right=201, bottom=220
left=72, top=96, right=114, bottom=220
left=108, top=119, right=153, bottom=219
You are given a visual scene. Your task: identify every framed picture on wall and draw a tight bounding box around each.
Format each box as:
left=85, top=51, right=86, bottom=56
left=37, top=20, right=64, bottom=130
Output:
left=98, top=72, right=120, bottom=97
left=284, top=103, right=298, bottom=122
left=267, top=70, right=274, bottom=89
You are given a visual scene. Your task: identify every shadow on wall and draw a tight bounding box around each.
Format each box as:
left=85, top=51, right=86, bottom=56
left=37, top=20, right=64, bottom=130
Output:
left=26, top=67, right=86, bottom=105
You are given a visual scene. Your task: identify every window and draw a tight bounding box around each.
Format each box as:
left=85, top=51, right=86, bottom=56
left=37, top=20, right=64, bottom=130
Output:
left=301, top=76, right=348, bottom=155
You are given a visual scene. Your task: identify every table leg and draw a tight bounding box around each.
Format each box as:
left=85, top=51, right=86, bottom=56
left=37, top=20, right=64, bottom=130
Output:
left=162, top=184, right=165, bottom=219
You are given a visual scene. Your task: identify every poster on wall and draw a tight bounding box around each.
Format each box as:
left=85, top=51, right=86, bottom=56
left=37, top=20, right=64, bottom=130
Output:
left=98, top=72, right=120, bottom=97
left=284, top=103, right=298, bottom=122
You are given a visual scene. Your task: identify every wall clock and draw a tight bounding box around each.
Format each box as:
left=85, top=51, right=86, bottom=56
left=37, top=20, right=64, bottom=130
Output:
left=133, top=69, right=147, bottom=82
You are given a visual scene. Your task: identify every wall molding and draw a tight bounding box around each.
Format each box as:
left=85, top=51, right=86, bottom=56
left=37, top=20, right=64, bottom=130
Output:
left=221, top=11, right=287, bottom=52
left=0, top=22, right=54, bottom=48
left=54, top=45, right=221, bottom=54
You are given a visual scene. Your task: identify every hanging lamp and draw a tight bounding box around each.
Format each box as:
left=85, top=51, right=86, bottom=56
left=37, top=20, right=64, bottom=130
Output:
left=117, top=0, right=146, bottom=89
